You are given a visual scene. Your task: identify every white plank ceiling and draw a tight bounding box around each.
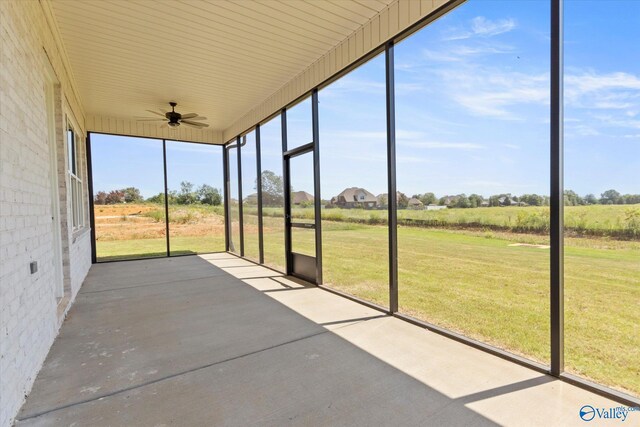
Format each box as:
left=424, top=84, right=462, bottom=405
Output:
left=50, top=0, right=394, bottom=135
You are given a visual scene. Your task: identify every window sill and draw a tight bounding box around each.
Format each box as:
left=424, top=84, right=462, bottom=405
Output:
left=71, top=226, right=90, bottom=243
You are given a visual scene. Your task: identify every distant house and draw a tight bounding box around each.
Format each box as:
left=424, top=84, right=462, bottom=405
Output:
left=497, top=195, right=526, bottom=207
left=426, top=204, right=447, bottom=211
left=376, top=191, right=405, bottom=208
left=244, top=193, right=258, bottom=205
left=407, top=197, right=424, bottom=210
left=480, top=201, right=490, bottom=208
left=441, top=196, right=457, bottom=207
left=291, top=191, right=314, bottom=205
left=331, top=187, right=377, bottom=209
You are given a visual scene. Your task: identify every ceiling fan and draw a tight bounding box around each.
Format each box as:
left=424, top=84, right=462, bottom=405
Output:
left=136, top=102, right=209, bottom=129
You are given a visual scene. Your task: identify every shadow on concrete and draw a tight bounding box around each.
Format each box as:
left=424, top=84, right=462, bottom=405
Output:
left=16, top=254, right=551, bottom=426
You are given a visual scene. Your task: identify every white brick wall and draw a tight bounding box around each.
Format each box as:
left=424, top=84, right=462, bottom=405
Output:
left=0, top=1, right=90, bottom=426
left=69, top=230, right=92, bottom=296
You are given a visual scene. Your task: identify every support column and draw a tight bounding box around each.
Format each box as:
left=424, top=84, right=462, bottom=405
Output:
left=550, top=0, right=564, bottom=376
left=386, top=41, right=398, bottom=313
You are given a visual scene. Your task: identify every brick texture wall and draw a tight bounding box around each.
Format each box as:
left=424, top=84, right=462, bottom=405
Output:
left=0, top=1, right=91, bottom=426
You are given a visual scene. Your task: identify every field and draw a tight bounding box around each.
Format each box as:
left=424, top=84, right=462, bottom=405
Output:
left=264, top=204, right=640, bottom=239
left=94, top=203, right=639, bottom=396
left=94, top=203, right=225, bottom=260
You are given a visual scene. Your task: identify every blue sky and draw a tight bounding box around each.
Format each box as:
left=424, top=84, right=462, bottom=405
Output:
left=315, top=0, right=639, bottom=198
left=92, top=0, right=639, bottom=200
left=91, top=134, right=223, bottom=198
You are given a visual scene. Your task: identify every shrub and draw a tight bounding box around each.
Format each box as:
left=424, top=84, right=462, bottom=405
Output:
left=514, top=210, right=549, bottom=233
left=143, top=210, right=165, bottom=223
left=624, top=207, right=640, bottom=238
left=172, top=211, right=197, bottom=224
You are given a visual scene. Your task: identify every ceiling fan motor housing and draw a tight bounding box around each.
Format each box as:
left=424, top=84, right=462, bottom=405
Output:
left=138, top=102, right=208, bottom=129
left=166, top=112, right=181, bottom=126
left=166, top=101, right=181, bottom=126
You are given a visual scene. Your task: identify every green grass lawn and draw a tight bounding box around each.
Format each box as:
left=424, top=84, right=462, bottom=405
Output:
left=262, top=204, right=640, bottom=239
left=95, top=206, right=639, bottom=397
left=96, top=235, right=225, bottom=261
left=262, top=217, right=638, bottom=396
left=242, top=208, right=261, bottom=262
left=314, top=221, right=639, bottom=397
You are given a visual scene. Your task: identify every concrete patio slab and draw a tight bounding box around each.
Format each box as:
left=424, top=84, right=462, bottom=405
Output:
left=16, top=255, right=631, bottom=426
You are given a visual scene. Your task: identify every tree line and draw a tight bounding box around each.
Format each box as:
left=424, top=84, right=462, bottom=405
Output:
left=94, top=182, right=222, bottom=206
left=413, top=189, right=640, bottom=209
left=95, top=171, right=639, bottom=211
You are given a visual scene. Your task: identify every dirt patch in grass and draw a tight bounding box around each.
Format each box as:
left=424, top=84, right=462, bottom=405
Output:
left=95, top=203, right=225, bottom=241
left=94, top=204, right=158, bottom=217
left=508, top=243, right=550, bottom=249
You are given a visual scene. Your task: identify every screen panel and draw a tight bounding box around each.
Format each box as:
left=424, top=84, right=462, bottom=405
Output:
left=91, top=134, right=166, bottom=261
left=395, top=0, right=551, bottom=364
left=260, top=116, right=286, bottom=272
left=166, top=141, right=224, bottom=255
left=286, top=97, right=313, bottom=150
left=319, top=53, right=389, bottom=308
left=564, top=0, right=640, bottom=397
left=227, top=143, right=241, bottom=255
left=241, top=131, right=260, bottom=262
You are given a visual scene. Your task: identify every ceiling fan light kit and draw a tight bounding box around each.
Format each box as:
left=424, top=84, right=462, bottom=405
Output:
left=136, top=102, right=209, bottom=129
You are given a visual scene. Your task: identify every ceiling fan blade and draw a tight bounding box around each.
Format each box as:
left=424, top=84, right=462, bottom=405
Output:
left=181, top=120, right=209, bottom=128
left=145, top=110, right=166, bottom=117
left=180, top=113, right=198, bottom=119
left=187, top=116, right=207, bottom=121
left=181, top=123, right=203, bottom=129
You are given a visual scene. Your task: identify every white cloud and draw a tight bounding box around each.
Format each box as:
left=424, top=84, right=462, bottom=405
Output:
left=412, top=38, right=640, bottom=127
left=566, top=71, right=640, bottom=94
left=440, top=68, right=640, bottom=125
left=325, top=152, right=386, bottom=163
left=565, top=71, right=640, bottom=122
left=321, top=130, right=483, bottom=151
left=322, top=76, right=385, bottom=97
left=444, top=16, right=516, bottom=41
left=422, top=49, right=462, bottom=63
left=394, top=129, right=482, bottom=150
left=321, top=130, right=386, bottom=142
left=421, top=44, right=514, bottom=63
left=395, top=82, right=428, bottom=93
left=395, top=130, right=426, bottom=140
left=442, top=69, right=549, bottom=119
left=591, top=114, right=640, bottom=130
left=562, top=70, right=640, bottom=137
left=450, top=44, right=515, bottom=57
left=396, top=155, right=437, bottom=164
left=399, top=140, right=484, bottom=151
left=565, top=123, right=601, bottom=138
left=472, top=17, right=517, bottom=37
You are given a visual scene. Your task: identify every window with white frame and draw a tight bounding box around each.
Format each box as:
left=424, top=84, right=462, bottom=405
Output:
left=67, top=122, right=84, bottom=230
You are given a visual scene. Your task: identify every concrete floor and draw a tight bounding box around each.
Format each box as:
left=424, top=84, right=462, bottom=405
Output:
left=16, top=254, right=628, bottom=426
